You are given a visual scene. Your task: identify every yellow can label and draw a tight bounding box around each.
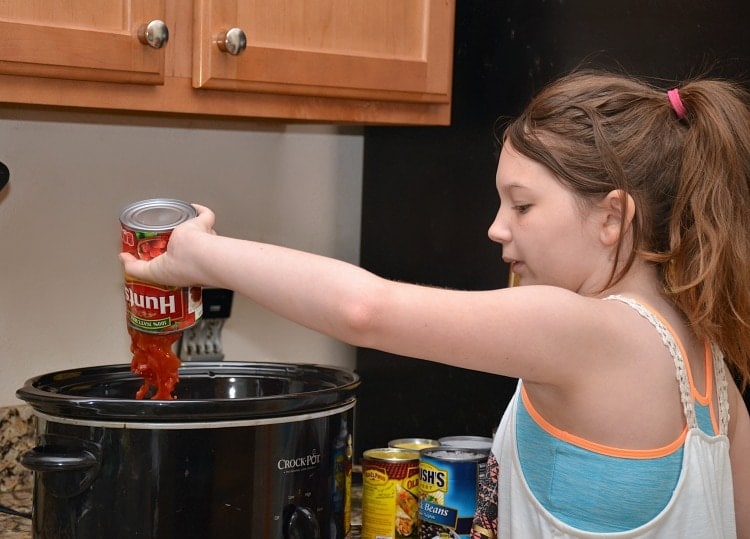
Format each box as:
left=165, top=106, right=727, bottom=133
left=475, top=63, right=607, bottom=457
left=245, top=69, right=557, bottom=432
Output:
left=362, top=449, right=420, bottom=539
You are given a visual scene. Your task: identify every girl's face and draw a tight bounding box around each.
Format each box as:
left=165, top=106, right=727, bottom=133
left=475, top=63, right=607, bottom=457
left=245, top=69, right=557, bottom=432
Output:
left=488, top=143, right=607, bottom=293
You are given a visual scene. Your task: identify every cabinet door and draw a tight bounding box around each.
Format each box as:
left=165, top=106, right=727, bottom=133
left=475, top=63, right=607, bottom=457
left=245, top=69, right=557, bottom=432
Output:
left=0, top=0, right=167, bottom=84
left=193, top=0, right=454, bottom=104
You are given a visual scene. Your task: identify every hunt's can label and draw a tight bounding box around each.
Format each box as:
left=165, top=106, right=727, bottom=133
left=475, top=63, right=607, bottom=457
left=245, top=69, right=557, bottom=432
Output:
left=388, top=438, right=441, bottom=451
left=362, top=448, right=420, bottom=539
left=120, top=198, right=202, bottom=334
left=419, top=447, right=489, bottom=539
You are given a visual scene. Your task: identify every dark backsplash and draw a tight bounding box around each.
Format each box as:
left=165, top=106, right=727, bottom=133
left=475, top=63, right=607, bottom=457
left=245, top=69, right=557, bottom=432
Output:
left=355, top=0, right=750, bottom=458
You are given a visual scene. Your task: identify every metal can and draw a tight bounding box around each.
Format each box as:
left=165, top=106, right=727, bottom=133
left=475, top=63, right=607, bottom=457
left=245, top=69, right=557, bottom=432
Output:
left=362, top=448, right=420, bottom=539
left=120, top=198, right=202, bottom=334
left=388, top=438, right=441, bottom=451
left=418, top=447, right=489, bottom=539
left=437, top=436, right=493, bottom=452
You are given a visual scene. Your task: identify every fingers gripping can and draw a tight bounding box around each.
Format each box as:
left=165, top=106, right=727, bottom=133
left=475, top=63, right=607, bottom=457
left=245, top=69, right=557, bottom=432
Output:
left=120, top=198, right=202, bottom=334
left=362, top=448, right=421, bottom=539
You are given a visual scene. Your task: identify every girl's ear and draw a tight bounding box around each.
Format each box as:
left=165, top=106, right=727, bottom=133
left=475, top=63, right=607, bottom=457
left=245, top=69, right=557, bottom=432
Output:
left=599, top=189, right=635, bottom=246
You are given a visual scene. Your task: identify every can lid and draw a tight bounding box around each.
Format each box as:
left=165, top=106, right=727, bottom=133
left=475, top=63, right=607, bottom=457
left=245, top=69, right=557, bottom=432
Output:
left=421, top=447, right=489, bottom=461
left=120, top=198, right=196, bottom=231
left=437, top=435, right=493, bottom=451
left=388, top=438, right=440, bottom=450
left=362, top=447, right=420, bottom=462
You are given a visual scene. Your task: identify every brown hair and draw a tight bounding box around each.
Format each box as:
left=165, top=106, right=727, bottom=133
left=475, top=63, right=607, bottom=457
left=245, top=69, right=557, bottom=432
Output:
left=502, top=70, right=750, bottom=389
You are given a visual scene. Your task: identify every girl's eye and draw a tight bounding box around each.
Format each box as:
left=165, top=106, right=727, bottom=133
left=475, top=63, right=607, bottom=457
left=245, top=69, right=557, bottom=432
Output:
left=514, top=204, right=531, bottom=214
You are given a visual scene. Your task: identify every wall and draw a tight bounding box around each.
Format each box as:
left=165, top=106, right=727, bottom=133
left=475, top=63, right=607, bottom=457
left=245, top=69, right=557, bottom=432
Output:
left=0, top=109, right=363, bottom=405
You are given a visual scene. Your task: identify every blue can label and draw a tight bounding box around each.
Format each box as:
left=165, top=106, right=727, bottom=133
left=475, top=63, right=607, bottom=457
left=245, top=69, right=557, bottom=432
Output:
left=419, top=448, right=488, bottom=539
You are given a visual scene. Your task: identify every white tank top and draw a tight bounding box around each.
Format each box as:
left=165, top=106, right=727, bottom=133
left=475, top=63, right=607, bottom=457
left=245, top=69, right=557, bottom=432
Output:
left=491, top=295, right=737, bottom=538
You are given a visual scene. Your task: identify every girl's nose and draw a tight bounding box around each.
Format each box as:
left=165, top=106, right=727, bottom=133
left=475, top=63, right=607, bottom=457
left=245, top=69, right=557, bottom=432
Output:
left=488, top=210, right=510, bottom=244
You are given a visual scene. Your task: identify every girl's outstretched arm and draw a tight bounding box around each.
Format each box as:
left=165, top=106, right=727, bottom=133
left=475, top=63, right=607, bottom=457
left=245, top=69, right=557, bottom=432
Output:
left=119, top=205, right=612, bottom=386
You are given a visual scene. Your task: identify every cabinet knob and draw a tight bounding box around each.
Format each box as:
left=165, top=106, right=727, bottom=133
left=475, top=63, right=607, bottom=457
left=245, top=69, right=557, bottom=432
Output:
left=216, top=28, right=247, bottom=56
left=137, top=20, right=170, bottom=49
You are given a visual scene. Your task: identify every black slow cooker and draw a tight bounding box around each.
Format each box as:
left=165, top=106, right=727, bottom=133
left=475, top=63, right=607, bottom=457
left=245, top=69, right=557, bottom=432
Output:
left=16, top=361, right=360, bottom=539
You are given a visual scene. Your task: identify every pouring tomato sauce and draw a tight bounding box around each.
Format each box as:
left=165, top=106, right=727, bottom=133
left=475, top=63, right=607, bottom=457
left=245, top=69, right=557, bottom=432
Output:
left=120, top=199, right=202, bottom=400
left=129, top=328, right=182, bottom=400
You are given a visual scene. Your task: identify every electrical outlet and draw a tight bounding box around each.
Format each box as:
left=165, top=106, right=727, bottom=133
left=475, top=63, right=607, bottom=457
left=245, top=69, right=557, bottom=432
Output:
left=177, top=288, right=234, bottom=361
left=202, top=288, right=233, bottom=319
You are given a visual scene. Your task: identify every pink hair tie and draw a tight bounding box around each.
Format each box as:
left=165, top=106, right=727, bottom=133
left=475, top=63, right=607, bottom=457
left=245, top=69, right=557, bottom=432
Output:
left=667, top=88, right=687, bottom=120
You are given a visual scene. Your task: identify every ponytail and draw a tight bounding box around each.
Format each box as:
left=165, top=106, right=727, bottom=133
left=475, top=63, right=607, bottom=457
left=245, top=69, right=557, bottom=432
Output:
left=663, top=79, right=750, bottom=388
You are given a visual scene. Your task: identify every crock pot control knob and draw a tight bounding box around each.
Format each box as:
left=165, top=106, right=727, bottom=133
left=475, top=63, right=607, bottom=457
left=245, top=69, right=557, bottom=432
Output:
left=216, top=27, right=247, bottom=55
left=137, top=20, right=169, bottom=49
left=284, top=505, right=321, bottom=539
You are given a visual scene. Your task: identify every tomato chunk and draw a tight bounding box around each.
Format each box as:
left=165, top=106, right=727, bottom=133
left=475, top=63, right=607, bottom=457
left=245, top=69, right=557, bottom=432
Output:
left=129, top=328, right=181, bottom=400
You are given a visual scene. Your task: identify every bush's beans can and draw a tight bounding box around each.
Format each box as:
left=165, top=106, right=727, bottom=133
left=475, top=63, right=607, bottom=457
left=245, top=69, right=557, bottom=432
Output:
left=388, top=438, right=441, bottom=451
left=418, top=447, right=489, bottom=539
left=437, top=436, right=493, bottom=453
left=362, top=448, right=420, bottom=539
left=120, top=198, right=202, bottom=334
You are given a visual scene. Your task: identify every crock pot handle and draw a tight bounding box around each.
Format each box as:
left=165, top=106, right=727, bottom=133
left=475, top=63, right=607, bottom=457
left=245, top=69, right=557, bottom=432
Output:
left=21, top=446, right=99, bottom=472
left=21, top=444, right=101, bottom=499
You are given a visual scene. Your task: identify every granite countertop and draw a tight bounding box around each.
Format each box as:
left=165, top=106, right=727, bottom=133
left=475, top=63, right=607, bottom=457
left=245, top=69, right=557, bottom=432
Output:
left=0, top=404, right=362, bottom=539
left=0, top=488, right=32, bottom=538
left=0, top=406, right=34, bottom=538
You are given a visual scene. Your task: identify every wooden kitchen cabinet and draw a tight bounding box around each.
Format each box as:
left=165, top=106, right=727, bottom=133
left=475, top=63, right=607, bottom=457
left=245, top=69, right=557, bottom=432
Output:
left=0, top=0, right=455, bottom=125
left=0, top=0, right=167, bottom=84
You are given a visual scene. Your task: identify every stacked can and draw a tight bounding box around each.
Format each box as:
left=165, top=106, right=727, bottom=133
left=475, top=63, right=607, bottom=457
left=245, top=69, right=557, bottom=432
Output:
left=418, top=447, right=489, bottom=539
left=120, top=198, right=202, bottom=334
left=361, top=448, right=421, bottom=539
left=437, top=436, right=492, bottom=453
left=388, top=438, right=441, bottom=451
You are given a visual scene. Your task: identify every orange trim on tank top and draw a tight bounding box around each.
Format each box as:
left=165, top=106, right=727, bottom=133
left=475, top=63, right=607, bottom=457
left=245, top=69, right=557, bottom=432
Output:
left=520, top=297, right=720, bottom=457
left=520, top=387, right=687, bottom=459
left=637, top=303, right=718, bottom=434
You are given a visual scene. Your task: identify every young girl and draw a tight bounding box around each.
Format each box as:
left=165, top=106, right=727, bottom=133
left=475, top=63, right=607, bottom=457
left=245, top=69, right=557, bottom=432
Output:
left=121, top=70, right=749, bottom=538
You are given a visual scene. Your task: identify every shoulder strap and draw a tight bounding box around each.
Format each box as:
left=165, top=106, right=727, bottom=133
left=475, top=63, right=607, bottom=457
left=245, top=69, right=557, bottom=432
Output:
left=710, top=342, right=731, bottom=436
left=604, top=294, right=698, bottom=429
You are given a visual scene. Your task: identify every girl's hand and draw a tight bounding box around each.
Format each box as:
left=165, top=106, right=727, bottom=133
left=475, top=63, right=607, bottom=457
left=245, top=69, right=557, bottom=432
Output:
left=119, top=204, right=215, bottom=287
